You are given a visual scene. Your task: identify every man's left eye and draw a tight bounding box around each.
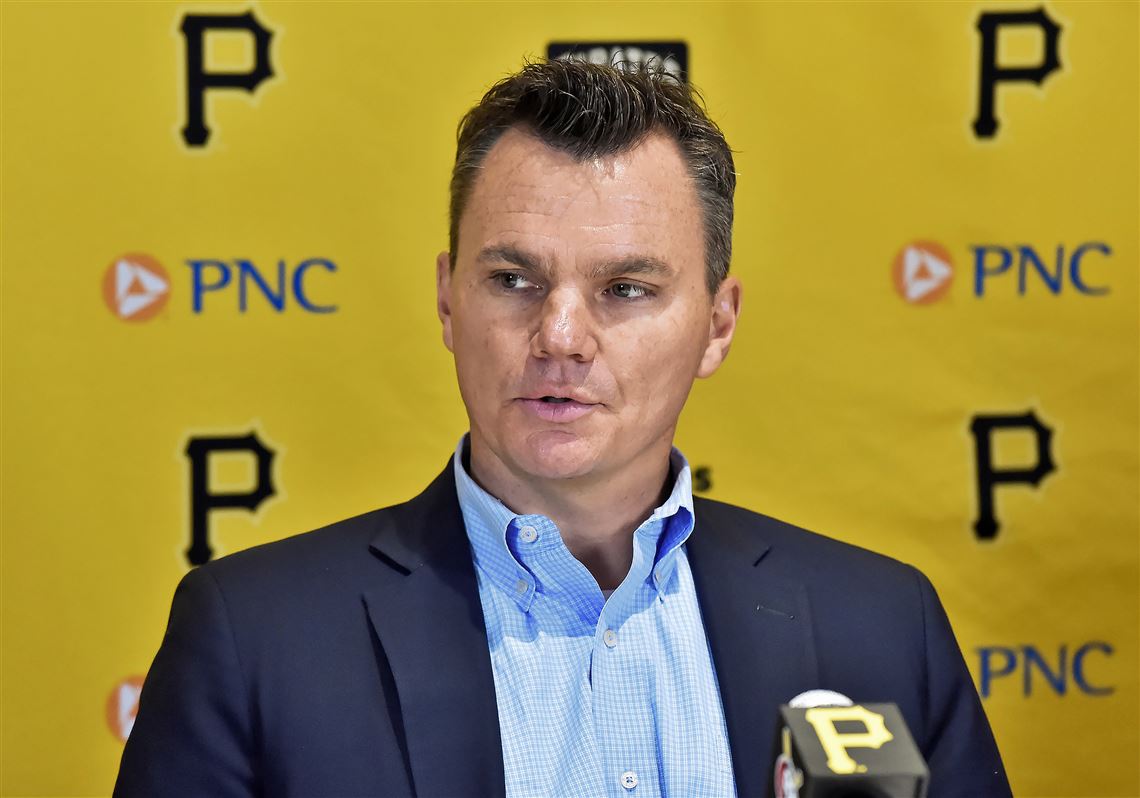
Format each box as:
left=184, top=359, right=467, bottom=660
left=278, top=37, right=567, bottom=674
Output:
left=606, top=282, right=650, bottom=300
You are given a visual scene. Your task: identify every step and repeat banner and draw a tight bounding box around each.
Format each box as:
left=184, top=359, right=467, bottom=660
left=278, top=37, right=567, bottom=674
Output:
left=2, top=2, right=1137, bottom=796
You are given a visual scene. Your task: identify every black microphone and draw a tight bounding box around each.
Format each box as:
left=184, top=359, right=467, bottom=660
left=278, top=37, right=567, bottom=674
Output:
left=770, top=691, right=928, bottom=798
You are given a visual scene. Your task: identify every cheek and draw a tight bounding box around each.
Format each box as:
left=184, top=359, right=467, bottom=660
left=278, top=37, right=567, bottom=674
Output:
left=453, top=313, right=523, bottom=399
left=453, top=288, right=496, bottom=352
left=610, top=316, right=706, bottom=411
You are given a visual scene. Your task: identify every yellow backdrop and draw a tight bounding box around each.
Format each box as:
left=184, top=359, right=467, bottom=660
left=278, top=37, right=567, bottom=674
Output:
left=2, top=2, right=1137, bottom=796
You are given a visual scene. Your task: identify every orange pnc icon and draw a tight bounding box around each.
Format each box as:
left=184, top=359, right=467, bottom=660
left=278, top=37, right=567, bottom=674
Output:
left=106, top=675, right=145, bottom=742
left=892, top=241, right=954, bottom=305
left=103, top=253, right=170, bottom=321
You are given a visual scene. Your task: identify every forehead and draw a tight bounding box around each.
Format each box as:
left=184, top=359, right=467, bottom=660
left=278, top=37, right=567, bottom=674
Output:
left=459, top=127, right=704, bottom=267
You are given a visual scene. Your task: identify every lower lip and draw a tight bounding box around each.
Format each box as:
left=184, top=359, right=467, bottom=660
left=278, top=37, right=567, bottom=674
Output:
left=517, top=399, right=597, bottom=423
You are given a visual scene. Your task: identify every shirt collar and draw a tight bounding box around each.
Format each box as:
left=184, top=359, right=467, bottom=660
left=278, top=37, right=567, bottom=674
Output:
left=452, top=434, right=695, bottom=610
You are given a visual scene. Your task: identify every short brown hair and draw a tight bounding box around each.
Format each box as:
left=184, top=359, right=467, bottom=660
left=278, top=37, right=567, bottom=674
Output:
left=449, top=58, right=736, bottom=293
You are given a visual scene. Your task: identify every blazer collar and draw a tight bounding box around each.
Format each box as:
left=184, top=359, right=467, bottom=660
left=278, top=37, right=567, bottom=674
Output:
left=688, top=496, right=820, bottom=798
left=363, top=465, right=506, bottom=798
left=363, top=469, right=819, bottom=798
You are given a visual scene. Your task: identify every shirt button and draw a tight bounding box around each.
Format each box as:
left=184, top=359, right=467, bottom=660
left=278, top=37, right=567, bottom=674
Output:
left=653, top=569, right=662, bottom=584
left=515, top=578, right=528, bottom=593
left=603, top=629, right=618, bottom=648
left=620, top=771, right=638, bottom=790
left=519, top=525, right=538, bottom=543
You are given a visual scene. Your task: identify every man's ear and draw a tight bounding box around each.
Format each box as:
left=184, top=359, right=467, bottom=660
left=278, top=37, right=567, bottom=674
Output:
left=697, top=275, right=742, bottom=378
left=436, top=251, right=455, bottom=352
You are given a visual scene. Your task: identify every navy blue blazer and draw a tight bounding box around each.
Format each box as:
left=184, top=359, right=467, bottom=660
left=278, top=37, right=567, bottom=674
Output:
left=116, top=465, right=1011, bottom=797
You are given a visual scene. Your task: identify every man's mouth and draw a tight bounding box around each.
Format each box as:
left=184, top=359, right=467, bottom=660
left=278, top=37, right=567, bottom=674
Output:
left=518, top=396, right=597, bottom=422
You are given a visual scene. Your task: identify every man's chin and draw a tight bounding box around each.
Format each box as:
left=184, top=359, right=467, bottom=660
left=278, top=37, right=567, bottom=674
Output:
left=513, top=430, right=602, bottom=481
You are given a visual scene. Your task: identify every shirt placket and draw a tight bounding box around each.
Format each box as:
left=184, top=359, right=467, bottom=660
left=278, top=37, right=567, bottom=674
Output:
left=515, top=517, right=612, bottom=797
left=591, top=520, right=666, bottom=798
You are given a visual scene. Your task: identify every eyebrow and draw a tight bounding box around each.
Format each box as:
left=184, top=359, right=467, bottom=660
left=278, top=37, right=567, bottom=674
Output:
left=475, top=244, right=676, bottom=282
left=476, top=245, right=553, bottom=279
left=588, top=256, right=675, bottom=281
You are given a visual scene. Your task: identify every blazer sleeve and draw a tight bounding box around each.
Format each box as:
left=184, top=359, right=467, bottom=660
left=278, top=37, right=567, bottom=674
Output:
left=114, top=566, right=258, bottom=798
left=914, top=567, right=1012, bottom=798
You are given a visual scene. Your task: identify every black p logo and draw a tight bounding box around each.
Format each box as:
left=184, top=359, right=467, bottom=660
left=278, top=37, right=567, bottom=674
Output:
left=972, top=7, right=1062, bottom=139
left=180, top=11, right=274, bottom=147
left=969, top=410, right=1056, bottom=540
left=184, top=431, right=276, bottom=565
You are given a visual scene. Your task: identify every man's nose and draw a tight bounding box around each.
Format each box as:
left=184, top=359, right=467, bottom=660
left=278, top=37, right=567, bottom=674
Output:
left=531, top=287, right=598, bottom=362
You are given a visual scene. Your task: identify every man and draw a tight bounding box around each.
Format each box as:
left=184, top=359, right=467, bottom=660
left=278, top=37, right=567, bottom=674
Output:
left=117, top=60, right=1010, bottom=797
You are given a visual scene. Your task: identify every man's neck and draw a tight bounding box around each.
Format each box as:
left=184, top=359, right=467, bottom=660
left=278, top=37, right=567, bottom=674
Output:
left=467, top=437, right=674, bottom=591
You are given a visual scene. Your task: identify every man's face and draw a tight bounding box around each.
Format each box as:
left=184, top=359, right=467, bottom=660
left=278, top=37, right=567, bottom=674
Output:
left=437, top=127, right=740, bottom=486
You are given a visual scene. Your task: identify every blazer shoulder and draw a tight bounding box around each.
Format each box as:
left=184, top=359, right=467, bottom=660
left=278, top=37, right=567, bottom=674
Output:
left=198, top=463, right=459, bottom=592
left=692, top=495, right=923, bottom=589
left=203, top=505, right=386, bottom=577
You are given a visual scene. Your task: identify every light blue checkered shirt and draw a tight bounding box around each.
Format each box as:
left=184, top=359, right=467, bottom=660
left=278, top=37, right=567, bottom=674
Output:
left=453, top=437, right=737, bottom=798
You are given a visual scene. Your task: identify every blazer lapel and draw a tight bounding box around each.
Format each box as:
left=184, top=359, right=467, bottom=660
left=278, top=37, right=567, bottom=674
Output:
left=363, top=466, right=505, bottom=798
left=688, top=498, right=820, bottom=798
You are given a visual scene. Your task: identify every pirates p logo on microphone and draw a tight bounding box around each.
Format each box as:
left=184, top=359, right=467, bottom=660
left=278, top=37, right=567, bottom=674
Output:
left=770, top=697, right=929, bottom=798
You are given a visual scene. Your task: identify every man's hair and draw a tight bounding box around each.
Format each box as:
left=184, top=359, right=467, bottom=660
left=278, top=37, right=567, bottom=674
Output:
left=449, top=58, right=736, bottom=293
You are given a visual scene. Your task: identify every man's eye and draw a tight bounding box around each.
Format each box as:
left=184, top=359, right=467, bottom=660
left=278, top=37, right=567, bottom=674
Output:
left=493, top=272, right=536, bottom=291
left=606, top=282, right=651, bottom=300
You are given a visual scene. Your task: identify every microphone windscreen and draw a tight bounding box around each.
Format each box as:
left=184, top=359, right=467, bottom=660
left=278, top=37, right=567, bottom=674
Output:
left=787, top=690, right=854, bottom=710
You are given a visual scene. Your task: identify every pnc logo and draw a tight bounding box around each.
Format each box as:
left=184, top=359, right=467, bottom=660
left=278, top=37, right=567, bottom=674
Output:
left=103, top=254, right=171, bottom=322
left=100, top=254, right=340, bottom=318
left=892, top=241, right=953, bottom=305
left=106, top=675, right=145, bottom=742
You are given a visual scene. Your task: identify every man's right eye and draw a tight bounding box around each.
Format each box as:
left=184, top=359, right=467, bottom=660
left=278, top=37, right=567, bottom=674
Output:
left=492, top=272, right=537, bottom=291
